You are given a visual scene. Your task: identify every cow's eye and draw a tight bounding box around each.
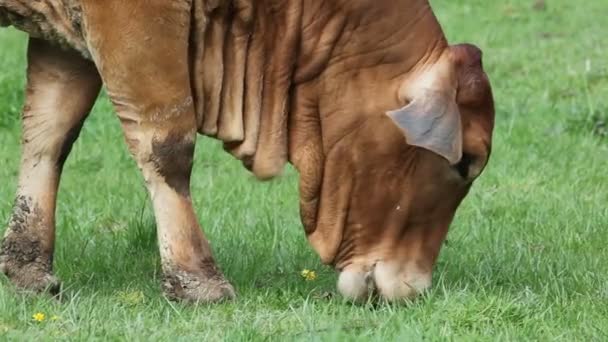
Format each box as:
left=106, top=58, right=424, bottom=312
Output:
left=454, top=153, right=474, bottom=180
left=453, top=152, right=489, bottom=181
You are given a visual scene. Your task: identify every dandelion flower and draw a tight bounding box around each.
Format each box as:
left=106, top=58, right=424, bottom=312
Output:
left=32, top=312, right=45, bottom=322
left=116, top=290, right=145, bottom=306
left=301, top=269, right=317, bottom=281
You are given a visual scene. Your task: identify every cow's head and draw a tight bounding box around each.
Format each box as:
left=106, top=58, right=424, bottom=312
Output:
left=292, top=43, right=495, bottom=302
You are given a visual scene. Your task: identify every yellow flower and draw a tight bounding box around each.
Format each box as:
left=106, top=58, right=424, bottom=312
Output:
left=301, top=269, right=317, bottom=281
left=32, top=312, right=45, bottom=322
left=116, top=290, right=145, bottom=306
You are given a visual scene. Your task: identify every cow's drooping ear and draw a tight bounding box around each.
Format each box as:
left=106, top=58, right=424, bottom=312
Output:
left=387, top=87, right=463, bottom=165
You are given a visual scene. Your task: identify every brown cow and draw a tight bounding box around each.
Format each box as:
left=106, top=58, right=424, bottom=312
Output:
left=0, top=0, right=495, bottom=303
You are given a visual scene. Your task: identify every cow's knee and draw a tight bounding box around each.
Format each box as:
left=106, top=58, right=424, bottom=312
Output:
left=149, top=132, right=196, bottom=197
left=121, top=126, right=196, bottom=194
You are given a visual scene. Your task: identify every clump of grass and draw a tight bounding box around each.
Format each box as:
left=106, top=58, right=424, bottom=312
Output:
left=567, top=109, right=608, bottom=141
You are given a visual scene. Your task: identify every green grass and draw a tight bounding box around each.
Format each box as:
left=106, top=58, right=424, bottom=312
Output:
left=1, top=0, right=607, bottom=340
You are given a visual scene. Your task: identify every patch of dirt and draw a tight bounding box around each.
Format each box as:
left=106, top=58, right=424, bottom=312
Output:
left=0, top=196, right=59, bottom=294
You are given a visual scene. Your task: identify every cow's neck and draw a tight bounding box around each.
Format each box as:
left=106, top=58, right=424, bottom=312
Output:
left=300, top=0, right=449, bottom=153
left=196, top=0, right=448, bottom=180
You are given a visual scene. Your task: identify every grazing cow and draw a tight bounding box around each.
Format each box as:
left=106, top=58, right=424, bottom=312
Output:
left=0, top=0, right=495, bottom=303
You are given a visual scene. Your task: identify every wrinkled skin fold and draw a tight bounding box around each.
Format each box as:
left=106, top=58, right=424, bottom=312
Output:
left=0, top=0, right=495, bottom=303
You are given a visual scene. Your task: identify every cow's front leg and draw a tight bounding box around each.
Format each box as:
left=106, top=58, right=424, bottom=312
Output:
left=0, top=38, right=101, bottom=294
left=130, top=126, right=235, bottom=303
left=81, top=0, right=234, bottom=303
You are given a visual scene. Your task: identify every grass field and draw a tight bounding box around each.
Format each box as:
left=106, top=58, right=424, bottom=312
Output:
left=1, top=0, right=607, bottom=340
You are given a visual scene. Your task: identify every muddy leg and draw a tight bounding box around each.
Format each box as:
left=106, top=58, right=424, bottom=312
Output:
left=147, top=130, right=235, bottom=302
left=81, top=0, right=234, bottom=303
left=0, top=38, right=101, bottom=294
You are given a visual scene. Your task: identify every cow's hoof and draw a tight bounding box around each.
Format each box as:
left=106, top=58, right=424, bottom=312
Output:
left=0, top=259, right=61, bottom=296
left=162, top=269, right=236, bottom=304
left=0, top=233, right=61, bottom=296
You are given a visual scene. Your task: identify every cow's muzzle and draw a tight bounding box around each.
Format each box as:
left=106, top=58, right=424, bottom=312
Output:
left=337, top=261, right=432, bottom=303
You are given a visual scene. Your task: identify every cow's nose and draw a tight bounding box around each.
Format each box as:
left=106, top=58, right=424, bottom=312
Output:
left=337, top=261, right=431, bottom=303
